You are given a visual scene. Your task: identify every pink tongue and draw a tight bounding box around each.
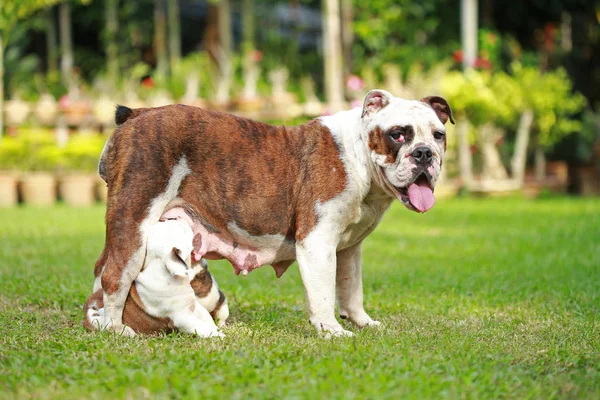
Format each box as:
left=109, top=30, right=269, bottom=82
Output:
left=407, top=182, right=435, bottom=213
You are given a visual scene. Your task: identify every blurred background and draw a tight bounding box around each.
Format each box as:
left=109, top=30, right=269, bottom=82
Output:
left=0, top=0, right=598, bottom=206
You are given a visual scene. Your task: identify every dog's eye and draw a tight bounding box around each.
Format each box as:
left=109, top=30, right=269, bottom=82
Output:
left=434, top=131, right=445, bottom=140
left=388, top=130, right=404, bottom=142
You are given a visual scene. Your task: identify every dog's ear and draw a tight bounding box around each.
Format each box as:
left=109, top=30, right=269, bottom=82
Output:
left=362, top=89, right=393, bottom=118
left=421, top=96, right=455, bottom=125
left=165, top=247, right=191, bottom=278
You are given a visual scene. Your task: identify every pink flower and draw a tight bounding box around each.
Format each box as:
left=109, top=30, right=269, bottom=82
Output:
left=346, top=75, right=364, bottom=91
left=251, top=50, right=263, bottom=62
left=59, top=94, right=69, bottom=109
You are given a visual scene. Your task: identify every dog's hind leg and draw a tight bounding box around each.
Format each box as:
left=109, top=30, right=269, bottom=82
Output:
left=100, top=156, right=191, bottom=336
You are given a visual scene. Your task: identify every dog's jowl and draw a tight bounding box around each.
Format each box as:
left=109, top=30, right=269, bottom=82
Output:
left=95, top=89, right=453, bottom=337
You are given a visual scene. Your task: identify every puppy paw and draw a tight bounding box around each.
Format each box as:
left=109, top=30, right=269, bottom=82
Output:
left=194, top=329, right=225, bottom=339
left=311, top=320, right=354, bottom=338
left=104, top=323, right=137, bottom=337
left=324, top=329, right=355, bottom=339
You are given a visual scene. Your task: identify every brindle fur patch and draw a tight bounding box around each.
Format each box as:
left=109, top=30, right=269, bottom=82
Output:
left=97, top=104, right=348, bottom=302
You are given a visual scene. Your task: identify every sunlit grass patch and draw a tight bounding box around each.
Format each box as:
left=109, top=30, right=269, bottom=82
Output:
left=0, top=197, right=599, bottom=399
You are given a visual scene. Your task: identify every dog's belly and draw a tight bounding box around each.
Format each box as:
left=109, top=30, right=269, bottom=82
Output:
left=161, top=207, right=296, bottom=277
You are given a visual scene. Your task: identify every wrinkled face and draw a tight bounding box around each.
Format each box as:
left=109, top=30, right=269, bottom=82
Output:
left=362, top=90, right=454, bottom=213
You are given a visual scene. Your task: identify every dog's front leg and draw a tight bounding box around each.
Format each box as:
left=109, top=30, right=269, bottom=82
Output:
left=336, top=242, right=380, bottom=328
left=296, top=232, right=353, bottom=337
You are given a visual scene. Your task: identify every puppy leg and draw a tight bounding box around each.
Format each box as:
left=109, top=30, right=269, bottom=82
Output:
left=296, top=230, right=353, bottom=337
left=336, top=243, right=380, bottom=328
left=172, top=308, right=223, bottom=338
left=213, top=293, right=229, bottom=328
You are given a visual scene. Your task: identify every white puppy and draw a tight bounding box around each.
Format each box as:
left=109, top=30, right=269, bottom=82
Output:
left=84, top=219, right=227, bottom=337
left=136, top=219, right=224, bottom=337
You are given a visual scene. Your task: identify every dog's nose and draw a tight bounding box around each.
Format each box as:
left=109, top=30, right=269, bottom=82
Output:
left=411, top=146, right=433, bottom=165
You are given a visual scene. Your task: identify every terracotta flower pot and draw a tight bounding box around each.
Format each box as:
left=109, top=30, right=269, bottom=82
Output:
left=58, top=173, right=96, bottom=206
left=4, top=97, right=31, bottom=126
left=20, top=173, right=56, bottom=206
left=0, top=172, right=19, bottom=206
left=35, top=94, right=59, bottom=125
left=62, top=102, right=91, bottom=126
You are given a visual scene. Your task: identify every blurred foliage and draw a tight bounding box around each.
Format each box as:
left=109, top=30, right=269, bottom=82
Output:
left=0, top=130, right=105, bottom=172
left=0, top=130, right=60, bottom=171
left=352, top=0, right=458, bottom=75
left=60, top=134, right=105, bottom=172
left=441, top=65, right=586, bottom=148
left=0, top=0, right=65, bottom=32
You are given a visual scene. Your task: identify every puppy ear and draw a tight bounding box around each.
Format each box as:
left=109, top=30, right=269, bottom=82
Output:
left=421, top=96, right=455, bottom=125
left=165, top=247, right=190, bottom=278
left=361, top=89, right=393, bottom=118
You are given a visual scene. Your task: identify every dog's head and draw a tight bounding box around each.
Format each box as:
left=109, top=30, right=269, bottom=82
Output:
left=361, top=89, right=454, bottom=213
left=146, top=219, right=195, bottom=278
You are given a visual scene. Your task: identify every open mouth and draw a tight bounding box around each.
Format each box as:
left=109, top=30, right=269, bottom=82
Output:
left=394, top=173, right=435, bottom=213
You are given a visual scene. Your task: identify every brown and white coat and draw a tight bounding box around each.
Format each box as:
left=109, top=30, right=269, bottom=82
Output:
left=94, top=89, right=453, bottom=337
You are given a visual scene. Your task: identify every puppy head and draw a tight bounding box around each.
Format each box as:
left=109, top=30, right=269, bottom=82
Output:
left=146, top=219, right=194, bottom=278
left=361, top=90, right=454, bottom=213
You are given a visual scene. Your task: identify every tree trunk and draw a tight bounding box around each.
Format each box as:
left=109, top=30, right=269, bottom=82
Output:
left=510, top=109, right=534, bottom=185
left=479, top=123, right=509, bottom=181
left=46, top=8, right=58, bottom=73
left=322, top=0, right=344, bottom=111
left=242, top=0, right=255, bottom=53
left=460, top=0, right=477, bottom=71
left=167, top=0, right=181, bottom=72
left=214, top=0, right=233, bottom=105
left=340, top=0, right=353, bottom=78
left=154, top=0, right=169, bottom=78
left=456, top=117, right=473, bottom=187
left=59, top=2, right=73, bottom=88
left=241, top=0, right=257, bottom=99
left=218, top=0, right=232, bottom=55
left=105, top=0, right=119, bottom=88
left=535, top=145, right=546, bottom=181
left=0, top=32, right=4, bottom=141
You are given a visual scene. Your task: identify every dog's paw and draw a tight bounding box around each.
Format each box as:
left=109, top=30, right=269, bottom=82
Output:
left=103, top=323, right=137, bottom=337
left=194, top=329, right=225, bottom=339
left=324, top=329, right=355, bottom=339
left=340, top=311, right=381, bottom=329
left=311, top=320, right=355, bottom=338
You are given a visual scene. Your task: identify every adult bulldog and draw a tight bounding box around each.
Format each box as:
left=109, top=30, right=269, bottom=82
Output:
left=95, top=89, right=453, bottom=337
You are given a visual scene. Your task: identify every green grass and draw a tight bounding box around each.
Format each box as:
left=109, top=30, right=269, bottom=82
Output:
left=1, top=197, right=599, bottom=399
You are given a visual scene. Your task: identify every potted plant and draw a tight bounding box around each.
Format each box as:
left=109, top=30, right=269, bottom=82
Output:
left=57, top=134, right=105, bottom=206
left=0, top=137, right=22, bottom=206
left=17, top=130, right=61, bottom=206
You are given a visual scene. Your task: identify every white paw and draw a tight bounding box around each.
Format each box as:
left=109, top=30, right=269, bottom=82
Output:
left=324, top=329, right=355, bottom=339
left=105, top=323, right=137, bottom=337
left=312, top=320, right=355, bottom=338
left=340, top=311, right=381, bottom=329
left=195, top=329, right=225, bottom=339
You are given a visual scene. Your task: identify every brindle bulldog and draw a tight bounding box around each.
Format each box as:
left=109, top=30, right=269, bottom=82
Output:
left=94, top=89, right=453, bottom=337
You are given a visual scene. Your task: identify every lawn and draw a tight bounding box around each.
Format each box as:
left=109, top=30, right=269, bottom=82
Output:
left=0, top=197, right=599, bottom=399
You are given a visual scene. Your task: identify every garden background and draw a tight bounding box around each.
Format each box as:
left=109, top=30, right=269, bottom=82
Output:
left=0, top=1, right=599, bottom=398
